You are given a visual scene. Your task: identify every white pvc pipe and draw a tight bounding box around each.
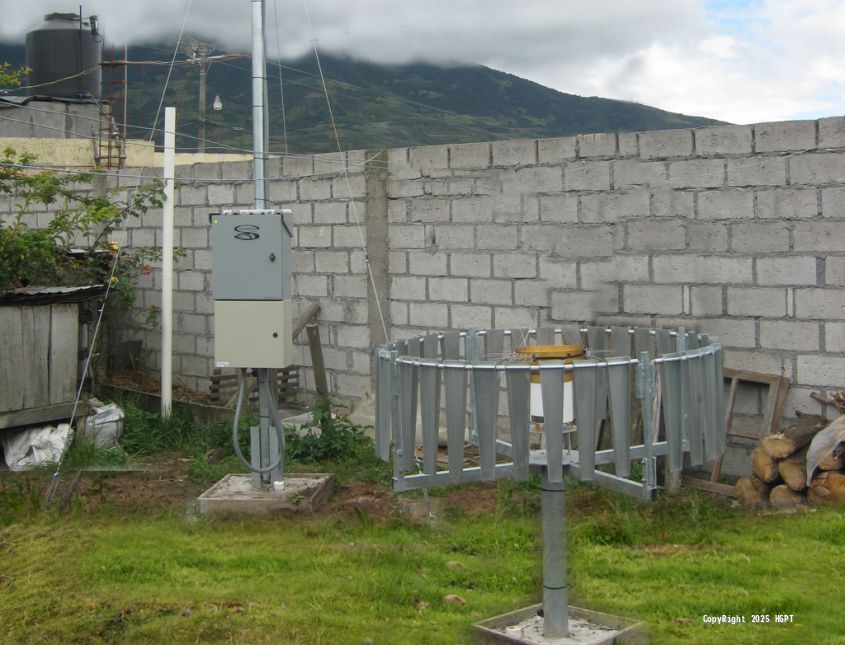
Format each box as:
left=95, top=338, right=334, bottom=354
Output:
left=161, top=106, right=175, bottom=417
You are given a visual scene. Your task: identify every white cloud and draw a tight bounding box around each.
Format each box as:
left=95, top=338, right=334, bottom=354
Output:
left=1, top=0, right=842, bottom=124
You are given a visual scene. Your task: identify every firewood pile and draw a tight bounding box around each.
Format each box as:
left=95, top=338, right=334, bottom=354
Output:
left=734, top=410, right=845, bottom=508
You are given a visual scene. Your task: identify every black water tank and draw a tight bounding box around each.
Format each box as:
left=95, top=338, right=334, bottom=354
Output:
left=25, top=13, right=102, bottom=99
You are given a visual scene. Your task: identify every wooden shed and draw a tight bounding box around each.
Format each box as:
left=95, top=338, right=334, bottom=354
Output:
left=0, top=286, right=103, bottom=430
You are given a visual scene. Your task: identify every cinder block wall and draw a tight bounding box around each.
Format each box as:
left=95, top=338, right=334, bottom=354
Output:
left=5, top=118, right=845, bottom=420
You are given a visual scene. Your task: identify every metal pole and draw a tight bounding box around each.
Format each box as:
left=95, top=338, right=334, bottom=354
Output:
left=161, top=107, right=175, bottom=418
left=198, top=57, right=207, bottom=153
left=541, top=469, right=569, bottom=638
left=251, top=0, right=268, bottom=208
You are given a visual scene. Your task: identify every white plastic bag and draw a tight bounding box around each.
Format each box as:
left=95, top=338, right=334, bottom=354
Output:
left=0, top=423, right=73, bottom=471
left=82, top=401, right=124, bottom=448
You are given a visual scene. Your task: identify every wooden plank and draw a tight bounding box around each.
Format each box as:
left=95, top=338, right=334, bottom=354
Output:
left=23, top=306, right=52, bottom=409
left=682, top=475, right=735, bottom=497
left=0, top=401, right=79, bottom=430
left=0, top=307, right=25, bottom=414
left=307, top=324, right=329, bottom=398
left=291, top=303, right=321, bottom=341
left=48, top=303, right=78, bottom=405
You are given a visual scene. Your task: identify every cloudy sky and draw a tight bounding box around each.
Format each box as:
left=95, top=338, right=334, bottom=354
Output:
left=2, top=0, right=843, bottom=124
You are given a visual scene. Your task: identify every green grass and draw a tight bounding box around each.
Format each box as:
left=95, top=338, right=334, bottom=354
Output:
left=2, top=482, right=844, bottom=643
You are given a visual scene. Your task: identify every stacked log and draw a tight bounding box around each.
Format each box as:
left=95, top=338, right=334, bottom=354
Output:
left=733, top=413, right=833, bottom=508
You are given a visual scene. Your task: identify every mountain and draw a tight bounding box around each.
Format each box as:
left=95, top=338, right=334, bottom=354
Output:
left=0, top=41, right=725, bottom=154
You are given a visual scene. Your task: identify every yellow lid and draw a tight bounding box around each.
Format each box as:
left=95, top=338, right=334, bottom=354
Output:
left=514, top=344, right=584, bottom=360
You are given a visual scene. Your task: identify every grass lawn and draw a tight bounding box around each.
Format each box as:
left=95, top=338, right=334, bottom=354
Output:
left=2, top=399, right=844, bottom=643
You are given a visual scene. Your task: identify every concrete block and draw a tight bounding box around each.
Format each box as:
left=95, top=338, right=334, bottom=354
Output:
left=494, top=307, right=538, bottom=329
left=695, top=125, right=753, bottom=155
left=538, top=136, right=577, bottom=163
left=756, top=188, right=818, bottom=219
left=613, top=160, right=668, bottom=189
left=298, top=225, right=332, bottom=248
left=688, top=222, right=728, bottom=252
left=391, top=276, right=426, bottom=301
left=652, top=190, right=694, bottom=218
left=627, top=219, right=685, bottom=251
left=697, top=189, right=754, bottom=220
left=725, top=350, right=793, bottom=376
left=794, top=221, right=844, bottom=252
left=410, top=198, right=450, bottom=222
left=668, top=159, right=725, bottom=188
left=727, top=287, right=786, bottom=317
left=182, top=355, right=212, bottom=378
left=235, top=183, right=255, bottom=205
left=514, top=281, right=549, bottom=307
left=452, top=196, right=493, bottom=223
left=388, top=224, right=426, bottom=249
left=697, top=318, right=757, bottom=348
left=409, top=302, right=449, bottom=328
left=728, top=157, right=787, bottom=187
left=336, top=325, right=370, bottom=349
left=180, top=184, right=207, bottom=206
left=470, top=279, right=513, bottom=305
left=283, top=155, right=314, bottom=177
left=639, top=129, right=693, bottom=159
left=550, top=290, right=616, bottom=321
left=433, top=224, right=474, bottom=250
left=130, top=228, right=155, bottom=247
left=492, top=139, right=536, bottom=166
left=333, top=173, right=366, bottom=199
left=428, top=277, right=469, bottom=302
left=795, top=288, right=845, bottom=320
left=450, top=304, right=492, bottom=329
left=755, top=121, right=816, bottom=152
left=176, top=313, right=208, bottom=335
left=193, top=249, right=212, bottom=271
left=180, top=227, right=208, bottom=249
left=618, top=132, right=638, bottom=157
left=296, top=274, right=329, bottom=297
left=757, top=256, right=818, bottom=286
left=653, top=255, right=753, bottom=284
left=826, top=257, right=845, bottom=286
left=501, top=166, right=563, bottom=194
left=314, top=151, right=346, bottom=174
left=267, top=180, right=296, bottom=203
left=409, top=145, right=448, bottom=173
left=293, top=250, right=315, bottom=273
left=730, top=222, right=790, bottom=253
left=387, top=199, right=407, bottom=223
left=580, top=191, right=650, bottom=223
left=791, top=152, right=845, bottom=185
left=333, top=275, right=367, bottom=298
left=425, top=178, right=450, bottom=195
left=450, top=142, right=491, bottom=169
left=313, top=201, right=347, bottom=224
left=408, top=251, right=448, bottom=276
left=178, top=270, right=205, bottom=292
left=821, top=187, right=845, bottom=218
left=818, top=117, right=845, bottom=149
left=447, top=177, right=474, bottom=196
left=389, top=251, right=407, bottom=274
left=536, top=225, right=618, bottom=258
left=389, top=301, right=408, bottom=326
left=314, top=251, right=349, bottom=274
left=624, top=284, right=683, bottom=315
left=564, top=160, right=611, bottom=190
left=760, top=321, right=820, bottom=351
left=578, top=259, right=614, bottom=290
left=826, top=322, right=845, bottom=351
left=797, top=354, right=845, bottom=388
left=538, top=256, right=578, bottom=287
left=207, top=183, right=235, bottom=206
left=299, top=177, right=332, bottom=201
left=492, top=193, right=529, bottom=222
left=494, top=253, right=536, bottom=279
left=577, top=132, right=617, bottom=157
left=475, top=225, right=518, bottom=250
left=690, top=286, right=723, bottom=316
left=287, top=203, right=312, bottom=226
left=450, top=252, right=491, bottom=277
left=388, top=179, right=425, bottom=198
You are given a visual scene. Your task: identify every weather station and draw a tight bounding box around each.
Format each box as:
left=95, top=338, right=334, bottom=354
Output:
left=196, top=0, right=332, bottom=515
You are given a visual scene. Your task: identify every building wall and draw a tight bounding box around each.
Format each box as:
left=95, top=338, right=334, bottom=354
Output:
left=5, top=118, right=845, bottom=420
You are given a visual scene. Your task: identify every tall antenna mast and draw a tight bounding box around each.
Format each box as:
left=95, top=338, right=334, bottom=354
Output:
left=251, top=0, right=269, bottom=207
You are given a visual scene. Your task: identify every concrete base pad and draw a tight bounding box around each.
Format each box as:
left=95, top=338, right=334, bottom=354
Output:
left=475, top=604, right=645, bottom=644
left=197, top=473, right=333, bottom=516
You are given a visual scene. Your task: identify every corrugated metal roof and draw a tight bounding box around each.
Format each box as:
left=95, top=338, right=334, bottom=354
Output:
left=0, top=284, right=105, bottom=305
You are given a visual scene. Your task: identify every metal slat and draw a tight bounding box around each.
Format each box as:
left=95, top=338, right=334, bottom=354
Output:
left=714, top=345, right=727, bottom=455
left=587, top=326, right=609, bottom=421
left=444, top=362, right=468, bottom=479
left=472, top=366, right=501, bottom=481
left=541, top=363, right=566, bottom=483
left=611, top=326, right=631, bottom=358
left=506, top=369, right=531, bottom=480
left=537, top=327, right=555, bottom=345
left=684, top=353, right=704, bottom=467
left=443, top=332, right=462, bottom=360
left=375, top=350, right=392, bottom=460
left=419, top=335, right=441, bottom=475
left=660, top=357, right=683, bottom=473
left=399, top=359, right=417, bottom=472
left=573, top=359, right=599, bottom=481
left=607, top=357, right=632, bottom=477
left=485, top=329, right=505, bottom=359
left=703, top=350, right=719, bottom=462
left=686, top=331, right=700, bottom=350
left=655, top=329, right=673, bottom=356
left=634, top=327, right=653, bottom=360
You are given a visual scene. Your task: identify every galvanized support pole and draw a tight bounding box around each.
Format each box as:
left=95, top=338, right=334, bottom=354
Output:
left=466, top=329, right=481, bottom=445
left=541, top=470, right=569, bottom=638
left=637, top=351, right=657, bottom=500
left=251, top=0, right=269, bottom=208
